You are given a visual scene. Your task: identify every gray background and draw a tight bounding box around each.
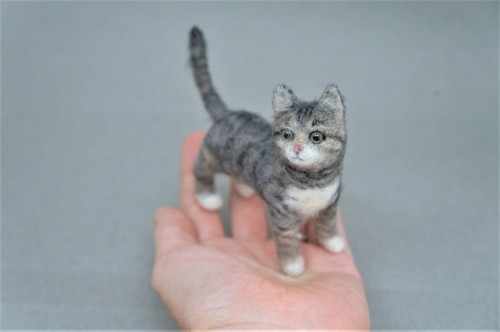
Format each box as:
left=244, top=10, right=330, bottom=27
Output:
left=1, top=1, right=498, bottom=330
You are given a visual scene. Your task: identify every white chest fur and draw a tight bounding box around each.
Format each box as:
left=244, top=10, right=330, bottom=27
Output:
left=285, top=177, right=340, bottom=217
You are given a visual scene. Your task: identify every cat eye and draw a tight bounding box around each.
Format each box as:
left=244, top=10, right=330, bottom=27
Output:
left=309, top=131, right=325, bottom=144
left=282, top=129, right=294, bottom=140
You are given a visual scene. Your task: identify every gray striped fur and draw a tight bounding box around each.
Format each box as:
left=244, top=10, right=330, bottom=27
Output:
left=189, top=27, right=347, bottom=276
left=189, top=27, right=228, bottom=121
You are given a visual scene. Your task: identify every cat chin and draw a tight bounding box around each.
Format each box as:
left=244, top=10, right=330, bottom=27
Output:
left=285, top=153, right=320, bottom=169
left=287, top=158, right=318, bottom=170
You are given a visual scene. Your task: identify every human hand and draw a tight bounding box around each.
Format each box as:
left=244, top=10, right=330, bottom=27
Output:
left=152, top=132, right=370, bottom=330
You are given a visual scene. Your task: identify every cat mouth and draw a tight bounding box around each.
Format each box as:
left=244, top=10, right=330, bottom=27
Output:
left=292, top=156, right=305, bottom=162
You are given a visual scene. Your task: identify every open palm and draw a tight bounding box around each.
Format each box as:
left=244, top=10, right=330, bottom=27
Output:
left=152, top=132, right=369, bottom=330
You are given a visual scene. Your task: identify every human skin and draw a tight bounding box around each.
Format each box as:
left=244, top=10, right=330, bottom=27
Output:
left=152, top=132, right=370, bottom=330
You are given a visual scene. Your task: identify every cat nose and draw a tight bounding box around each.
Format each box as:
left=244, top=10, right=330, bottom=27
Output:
left=293, top=145, right=303, bottom=154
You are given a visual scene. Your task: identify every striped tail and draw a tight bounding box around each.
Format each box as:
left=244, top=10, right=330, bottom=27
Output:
left=189, top=27, right=229, bottom=121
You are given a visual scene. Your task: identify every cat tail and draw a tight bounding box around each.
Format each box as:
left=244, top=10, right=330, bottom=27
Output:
left=189, top=26, right=229, bottom=122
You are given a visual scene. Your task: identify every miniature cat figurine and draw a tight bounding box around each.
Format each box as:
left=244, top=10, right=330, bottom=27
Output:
left=189, top=27, right=346, bottom=277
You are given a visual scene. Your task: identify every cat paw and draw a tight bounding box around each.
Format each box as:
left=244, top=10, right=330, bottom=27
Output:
left=235, top=182, right=255, bottom=198
left=322, top=235, right=345, bottom=254
left=282, top=256, right=305, bottom=277
left=196, top=192, right=223, bottom=211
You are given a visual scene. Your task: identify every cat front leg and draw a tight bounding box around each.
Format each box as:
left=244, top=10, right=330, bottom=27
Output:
left=234, top=180, right=255, bottom=198
left=273, top=227, right=304, bottom=277
left=194, top=146, right=223, bottom=210
left=315, top=202, right=345, bottom=254
left=268, top=211, right=304, bottom=277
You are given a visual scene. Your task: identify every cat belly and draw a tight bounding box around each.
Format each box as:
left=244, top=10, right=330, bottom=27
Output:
left=284, top=177, right=340, bottom=217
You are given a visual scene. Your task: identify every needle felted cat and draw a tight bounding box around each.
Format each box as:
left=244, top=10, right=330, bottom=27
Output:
left=189, top=27, right=347, bottom=277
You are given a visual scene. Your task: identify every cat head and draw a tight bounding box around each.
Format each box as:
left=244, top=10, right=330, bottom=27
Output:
left=272, top=84, right=346, bottom=171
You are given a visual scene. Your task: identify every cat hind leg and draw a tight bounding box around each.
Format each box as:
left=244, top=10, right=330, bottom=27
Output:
left=194, top=146, right=223, bottom=211
left=196, top=192, right=223, bottom=211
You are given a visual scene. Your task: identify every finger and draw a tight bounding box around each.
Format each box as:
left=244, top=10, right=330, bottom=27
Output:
left=153, top=207, right=197, bottom=260
left=180, top=132, right=225, bottom=242
left=230, top=182, right=268, bottom=241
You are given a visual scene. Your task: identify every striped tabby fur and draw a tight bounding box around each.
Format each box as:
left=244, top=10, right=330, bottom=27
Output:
left=189, top=27, right=347, bottom=277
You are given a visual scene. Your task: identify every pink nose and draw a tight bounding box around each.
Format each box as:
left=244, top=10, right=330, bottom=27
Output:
left=293, top=145, right=302, bottom=154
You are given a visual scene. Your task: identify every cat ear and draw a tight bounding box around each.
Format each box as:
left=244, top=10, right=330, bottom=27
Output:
left=272, top=84, right=295, bottom=113
left=319, top=84, right=344, bottom=113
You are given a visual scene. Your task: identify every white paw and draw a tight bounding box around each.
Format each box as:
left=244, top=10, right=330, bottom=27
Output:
left=196, top=192, right=223, bottom=211
left=323, top=235, right=345, bottom=254
left=282, top=256, right=305, bottom=277
left=235, top=181, right=255, bottom=198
